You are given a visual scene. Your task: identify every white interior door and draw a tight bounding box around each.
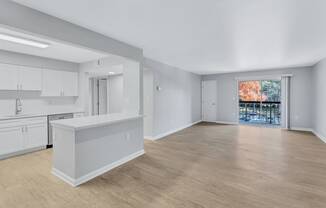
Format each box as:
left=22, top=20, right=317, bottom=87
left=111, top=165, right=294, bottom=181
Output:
left=202, top=80, right=217, bottom=122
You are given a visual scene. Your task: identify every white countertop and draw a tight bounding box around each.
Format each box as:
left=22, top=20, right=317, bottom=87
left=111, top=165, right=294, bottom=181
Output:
left=51, top=113, right=142, bottom=131
left=0, top=108, right=84, bottom=121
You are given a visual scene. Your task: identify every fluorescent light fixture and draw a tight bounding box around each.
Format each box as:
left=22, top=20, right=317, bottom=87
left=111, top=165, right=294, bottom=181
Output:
left=108, top=72, right=115, bottom=75
left=0, top=33, right=50, bottom=48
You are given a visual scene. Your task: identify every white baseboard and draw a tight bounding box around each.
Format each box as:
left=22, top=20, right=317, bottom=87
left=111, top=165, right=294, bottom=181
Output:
left=290, top=127, right=326, bottom=144
left=312, top=130, right=326, bottom=143
left=290, top=127, right=313, bottom=132
left=0, top=146, right=46, bottom=160
left=201, top=120, right=238, bottom=125
left=215, top=121, right=238, bottom=125
left=52, top=168, right=76, bottom=187
left=149, top=120, right=202, bottom=141
left=52, top=149, right=145, bottom=187
left=144, top=136, right=153, bottom=140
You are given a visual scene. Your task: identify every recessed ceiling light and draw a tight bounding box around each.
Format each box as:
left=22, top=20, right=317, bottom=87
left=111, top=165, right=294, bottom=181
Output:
left=0, top=33, right=50, bottom=49
left=108, top=72, right=115, bottom=75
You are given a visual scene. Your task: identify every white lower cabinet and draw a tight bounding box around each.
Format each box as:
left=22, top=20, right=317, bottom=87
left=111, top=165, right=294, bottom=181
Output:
left=25, top=123, right=48, bottom=149
left=0, top=117, right=47, bottom=158
left=73, top=112, right=84, bottom=118
left=0, top=126, right=24, bottom=155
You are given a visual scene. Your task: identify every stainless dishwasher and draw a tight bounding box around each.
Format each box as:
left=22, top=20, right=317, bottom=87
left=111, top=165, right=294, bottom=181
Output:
left=47, top=113, right=73, bottom=147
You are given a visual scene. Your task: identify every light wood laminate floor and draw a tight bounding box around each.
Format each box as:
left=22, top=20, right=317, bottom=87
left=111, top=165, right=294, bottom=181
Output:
left=1, top=123, right=326, bottom=208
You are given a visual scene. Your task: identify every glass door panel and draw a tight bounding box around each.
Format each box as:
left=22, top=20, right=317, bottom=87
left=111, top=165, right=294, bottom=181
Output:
left=239, top=80, right=281, bottom=126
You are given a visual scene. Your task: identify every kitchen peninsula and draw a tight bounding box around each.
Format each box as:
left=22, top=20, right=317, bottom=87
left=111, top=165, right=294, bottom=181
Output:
left=51, top=113, right=144, bottom=187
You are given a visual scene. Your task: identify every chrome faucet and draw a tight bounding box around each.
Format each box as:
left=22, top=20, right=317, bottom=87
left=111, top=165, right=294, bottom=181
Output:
left=15, top=98, right=22, bottom=115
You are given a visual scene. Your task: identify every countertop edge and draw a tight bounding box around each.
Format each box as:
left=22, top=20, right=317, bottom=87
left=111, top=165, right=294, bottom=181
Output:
left=51, top=115, right=143, bottom=131
left=0, top=110, right=85, bottom=121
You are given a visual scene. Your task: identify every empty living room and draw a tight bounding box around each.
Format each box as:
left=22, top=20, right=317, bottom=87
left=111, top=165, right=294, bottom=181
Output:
left=0, top=0, right=325, bottom=207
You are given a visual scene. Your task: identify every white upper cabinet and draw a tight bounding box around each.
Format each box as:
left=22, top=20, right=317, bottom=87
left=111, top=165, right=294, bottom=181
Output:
left=0, top=63, right=78, bottom=96
left=62, top=71, right=78, bottom=96
left=18, top=66, right=42, bottom=91
left=0, top=63, right=42, bottom=91
left=42, top=69, right=62, bottom=96
left=0, top=63, right=19, bottom=90
left=42, top=69, right=78, bottom=97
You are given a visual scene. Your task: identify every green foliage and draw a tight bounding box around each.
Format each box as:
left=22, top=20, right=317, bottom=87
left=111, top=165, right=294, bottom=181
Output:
left=261, top=80, right=281, bottom=101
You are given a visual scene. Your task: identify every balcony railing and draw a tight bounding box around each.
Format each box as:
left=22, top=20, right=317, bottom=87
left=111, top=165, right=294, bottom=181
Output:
left=239, top=101, right=281, bottom=125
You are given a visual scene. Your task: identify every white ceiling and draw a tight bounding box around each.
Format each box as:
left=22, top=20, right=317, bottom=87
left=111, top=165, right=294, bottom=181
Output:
left=13, top=0, right=326, bottom=74
left=0, top=27, right=108, bottom=63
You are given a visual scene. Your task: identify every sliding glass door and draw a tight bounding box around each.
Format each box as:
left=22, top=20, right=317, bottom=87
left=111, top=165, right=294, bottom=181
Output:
left=239, top=80, right=281, bottom=126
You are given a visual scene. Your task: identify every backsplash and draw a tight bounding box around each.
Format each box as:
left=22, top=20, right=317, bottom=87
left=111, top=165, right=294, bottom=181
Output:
left=0, top=95, right=78, bottom=116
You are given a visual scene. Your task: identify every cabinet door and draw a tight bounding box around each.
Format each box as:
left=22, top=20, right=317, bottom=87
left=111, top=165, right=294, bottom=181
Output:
left=62, top=71, right=78, bottom=96
left=73, top=112, right=84, bottom=118
left=25, top=123, right=47, bottom=148
left=0, top=126, right=24, bottom=155
left=0, top=63, right=19, bottom=90
left=41, top=69, right=62, bottom=96
left=19, top=66, right=42, bottom=91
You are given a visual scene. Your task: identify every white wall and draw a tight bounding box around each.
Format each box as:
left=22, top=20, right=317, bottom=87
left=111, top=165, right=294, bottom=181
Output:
left=143, top=69, right=154, bottom=137
left=202, top=67, right=314, bottom=129
left=0, top=50, right=80, bottom=116
left=79, top=56, right=140, bottom=116
left=143, top=58, right=202, bottom=138
left=312, top=59, right=326, bottom=141
left=123, top=61, right=140, bottom=115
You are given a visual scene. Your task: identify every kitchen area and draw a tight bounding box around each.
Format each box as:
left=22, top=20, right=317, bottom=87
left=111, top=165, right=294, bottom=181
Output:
left=0, top=23, right=144, bottom=186
left=0, top=50, right=85, bottom=159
